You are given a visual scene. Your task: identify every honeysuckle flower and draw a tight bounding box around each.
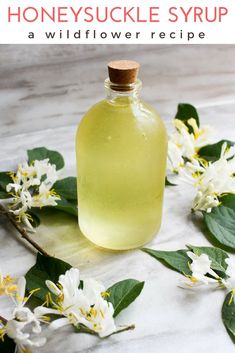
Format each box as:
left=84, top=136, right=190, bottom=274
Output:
left=7, top=190, right=36, bottom=231
left=71, top=278, right=116, bottom=337
left=180, top=251, right=219, bottom=288
left=33, top=159, right=58, bottom=187
left=10, top=190, right=33, bottom=216
left=172, top=119, right=196, bottom=160
left=167, top=140, right=184, bottom=174
left=187, top=251, right=218, bottom=279
left=183, top=143, right=235, bottom=212
left=4, top=159, right=60, bottom=229
left=35, top=182, right=59, bottom=208
left=221, top=258, right=235, bottom=291
left=187, top=118, right=213, bottom=149
left=12, top=277, right=48, bottom=327
left=6, top=159, right=58, bottom=193
left=167, top=118, right=213, bottom=173
left=0, top=269, right=17, bottom=296
left=192, top=184, right=220, bottom=213
left=4, top=319, right=46, bottom=353
left=6, top=164, right=40, bottom=193
left=1, top=277, right=48, bottom=353
left=36, top=268, right=116, bottom=338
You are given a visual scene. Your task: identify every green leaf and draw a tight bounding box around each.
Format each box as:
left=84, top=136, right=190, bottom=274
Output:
left=198, top=140, right=235, bottom=162
left=49, top=177, right=78, bottom=217
left=142, top=248, right=191, bottom=275
left=28, top=211, right=41, bottom=228
left=107, top=279, right=144, bottom=317
left=27, top=147, right=64, bottom=170
left=174, top=103, right=200, bottom=133
left=222, top=292, right=235, bottom=342
left=31, top=197, right=78, bottom=218
left=0, top=191, right=9, bottom=199
left=53, top=197, right=78, bottom=217
left=0, top=335, right=16, bottom=353
left=220, top=194, right=235, bottom=211
left=165, top=177, right=176, bottom=187
left=0, top=172, right=12, bottom=189
left=53, top=177, right=77, bottom=201
left=25, top=253, right=72, bottom=303
left=186, top=244, right=228, bottom=274
left=204, top=206, right=235, bottom=250
left=0, top=172, right=13, bottom=199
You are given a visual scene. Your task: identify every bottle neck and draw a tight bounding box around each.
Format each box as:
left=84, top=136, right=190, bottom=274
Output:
left=104, top=79, right=142, bottom=103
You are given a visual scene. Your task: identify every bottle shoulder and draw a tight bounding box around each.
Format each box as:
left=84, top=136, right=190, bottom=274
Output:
left=81, top=98, right=162, bottom=119
left=137, top=100, right=167, bottom=132
left=138, top=99, right=162, bottom=119
left=77, top=98, right=167, bottom=137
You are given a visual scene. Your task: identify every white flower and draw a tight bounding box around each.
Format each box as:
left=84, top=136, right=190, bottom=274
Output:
left=5, top=159, right=60, bottom=229
left=10, top=190, right=33, bottom=215
left=36, top=268, right=116, bottom=338
left=167, top=141, right=184, bottom=173
left=0, top=269, right=17, bottom=296
left=180, top=251, right=219, bottom=288
left=33, top=182, right=60, bottom=207
left=172, top=119, right=196, bottom=160
left=187, top=251, right=215, bottom=279
left=6, top=159, right=58, bottom=194
left=71, top=278, right=116, bottom=338
left=6, top=163, right=39, bottom=192
left=184, top=143, right=235, bottom=212
left=33, top=159, right=58, bottom=187
left=187, top=118, right=213, bottom=149
left=167, top=118, right=213, bottom=173
left=5, top=319, right=46, bottom=353
left=192, top=184, right=220, bottom=213
left=221, top=258, right=235, bottom=291
left=6, top=183, right=21, bottom=193
left=4, top=277, right=47, bottom=353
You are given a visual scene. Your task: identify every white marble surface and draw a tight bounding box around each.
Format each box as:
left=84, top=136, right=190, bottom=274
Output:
left=1, top=45, right=235, bottom=137
left=0, top=45, right=235, bottom=353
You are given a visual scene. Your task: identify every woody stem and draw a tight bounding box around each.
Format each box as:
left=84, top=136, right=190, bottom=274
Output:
left=0, top=203, right=50, bottom=257
left=0, top=315, right=7, bottom=325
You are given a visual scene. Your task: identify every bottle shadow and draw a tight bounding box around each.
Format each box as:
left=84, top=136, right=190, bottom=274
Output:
left=36, top=209, right=133, bottom=271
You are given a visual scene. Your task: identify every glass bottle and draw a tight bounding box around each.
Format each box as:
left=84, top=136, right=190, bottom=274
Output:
left=76, top=60, right=167, bottom=250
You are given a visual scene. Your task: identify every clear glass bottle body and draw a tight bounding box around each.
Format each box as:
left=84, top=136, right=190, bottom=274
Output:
left=76, top=79, right=167, bottom=250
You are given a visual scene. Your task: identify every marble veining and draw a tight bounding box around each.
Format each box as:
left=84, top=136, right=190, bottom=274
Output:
left=0, top=45, right=235, bottom=353
left=1, top=45, right=235, bottom=137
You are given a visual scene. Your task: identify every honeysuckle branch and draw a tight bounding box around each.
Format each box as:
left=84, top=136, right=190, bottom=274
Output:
left=77, top=324, right=135, bottom=337
left=0, top=203, right=50, bottom=257
left=110, top=324, right=135, bottom=336
left=0, top=315, right=7, bottom=325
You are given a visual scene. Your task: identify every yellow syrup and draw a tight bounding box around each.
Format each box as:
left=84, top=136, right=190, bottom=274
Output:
left=76, top=93, right=167, bottom=250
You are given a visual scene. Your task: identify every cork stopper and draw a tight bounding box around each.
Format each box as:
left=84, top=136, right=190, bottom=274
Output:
left=108, top=60, right=140, bottom=87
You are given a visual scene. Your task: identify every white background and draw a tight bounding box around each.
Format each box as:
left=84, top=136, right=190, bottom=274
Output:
left=0, top=0, right=234, bottom=44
